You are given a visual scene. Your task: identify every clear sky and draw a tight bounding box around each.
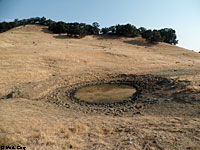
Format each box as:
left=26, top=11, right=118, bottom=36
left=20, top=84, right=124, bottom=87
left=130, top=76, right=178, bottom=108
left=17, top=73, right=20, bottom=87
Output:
left=0, top=0, right=200, bottom=51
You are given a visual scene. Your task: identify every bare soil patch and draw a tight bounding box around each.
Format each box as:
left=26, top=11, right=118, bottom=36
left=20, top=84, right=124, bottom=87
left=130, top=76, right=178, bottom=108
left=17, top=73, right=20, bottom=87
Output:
left=74, top=84, right=136, bottom=103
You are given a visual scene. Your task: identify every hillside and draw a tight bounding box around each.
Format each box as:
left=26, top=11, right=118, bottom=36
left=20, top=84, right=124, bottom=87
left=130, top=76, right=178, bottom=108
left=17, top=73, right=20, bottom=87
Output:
left=0, top=25, right=200, bottom=150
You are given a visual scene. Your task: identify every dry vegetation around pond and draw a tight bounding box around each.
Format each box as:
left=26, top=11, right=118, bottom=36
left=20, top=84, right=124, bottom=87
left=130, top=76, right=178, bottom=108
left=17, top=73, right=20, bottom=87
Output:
left=0, top=25, right=200, bottom=150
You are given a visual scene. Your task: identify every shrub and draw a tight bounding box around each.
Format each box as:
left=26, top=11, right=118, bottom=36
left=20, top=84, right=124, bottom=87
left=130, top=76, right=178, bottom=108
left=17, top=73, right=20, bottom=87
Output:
left=115, top=24, right=139, bottom=37
left=159, top=28, right=178, bottom=45
left=138, top=27, right=146, bottom=35
left=142, top=30, right=162, bottom=43
left=101, top=27, right=109, bottom=34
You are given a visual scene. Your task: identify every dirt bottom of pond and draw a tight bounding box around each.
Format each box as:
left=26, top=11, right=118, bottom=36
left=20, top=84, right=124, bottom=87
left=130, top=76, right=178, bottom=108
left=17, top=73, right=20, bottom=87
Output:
left=74, top=84, right=136, bottom=104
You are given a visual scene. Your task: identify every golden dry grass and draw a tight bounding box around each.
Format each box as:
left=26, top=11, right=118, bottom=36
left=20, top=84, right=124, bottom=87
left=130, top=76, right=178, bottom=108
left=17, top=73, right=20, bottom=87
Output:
left=0, top=25, right=200, bottom=149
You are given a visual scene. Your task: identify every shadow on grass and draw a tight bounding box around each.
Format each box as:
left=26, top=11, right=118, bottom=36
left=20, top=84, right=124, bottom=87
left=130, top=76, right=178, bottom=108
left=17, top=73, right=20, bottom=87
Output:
left=96, top=35, right=122, bottom=40
left=123, top=40, right=153, bottom=47
left=41, top=28, right=71, bottom=39
left=41, top=28, right=53, bottom=34
left=53, top=35, right=69, bottom=39
left=53, top=35, right=84, bottom=39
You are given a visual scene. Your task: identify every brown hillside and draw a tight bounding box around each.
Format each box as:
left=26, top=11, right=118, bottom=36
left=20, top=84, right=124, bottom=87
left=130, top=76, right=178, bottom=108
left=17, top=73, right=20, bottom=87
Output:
left=0, top=25, right=200, bottom=150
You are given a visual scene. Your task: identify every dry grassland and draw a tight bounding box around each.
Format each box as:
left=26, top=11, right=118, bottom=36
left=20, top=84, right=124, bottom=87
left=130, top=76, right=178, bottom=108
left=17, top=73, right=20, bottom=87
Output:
left=0, top=25, right=200, bottom=150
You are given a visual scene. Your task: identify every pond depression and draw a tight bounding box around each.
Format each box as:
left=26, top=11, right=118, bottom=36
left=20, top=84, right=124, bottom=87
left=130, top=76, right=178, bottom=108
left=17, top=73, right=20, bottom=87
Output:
left=74, top=84, right=136, bottom=103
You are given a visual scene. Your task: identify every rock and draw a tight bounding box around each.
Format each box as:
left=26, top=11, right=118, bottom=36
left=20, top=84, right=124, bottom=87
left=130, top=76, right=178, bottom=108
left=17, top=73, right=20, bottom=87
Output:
left=128, top=141, right=132, bottom=145
left=65, top=104, right=70, bottom=108
left=128, top=137, right=133, bottom=141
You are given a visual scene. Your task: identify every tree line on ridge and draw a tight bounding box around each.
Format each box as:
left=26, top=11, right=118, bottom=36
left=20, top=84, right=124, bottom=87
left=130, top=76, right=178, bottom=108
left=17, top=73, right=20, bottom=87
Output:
left=0, top=17, right=178, bottom=45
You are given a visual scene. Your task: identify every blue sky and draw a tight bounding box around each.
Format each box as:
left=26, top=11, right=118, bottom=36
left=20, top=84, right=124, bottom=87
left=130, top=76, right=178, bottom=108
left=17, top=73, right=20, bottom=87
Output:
left=0, top=0, right=200, bottom=51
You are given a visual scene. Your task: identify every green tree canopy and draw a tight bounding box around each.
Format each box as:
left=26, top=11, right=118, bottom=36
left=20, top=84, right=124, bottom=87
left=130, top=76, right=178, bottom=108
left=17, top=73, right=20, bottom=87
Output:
left=159, top=28, right=178, bottom=45
left=0, top=17, right=178, bottom=44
